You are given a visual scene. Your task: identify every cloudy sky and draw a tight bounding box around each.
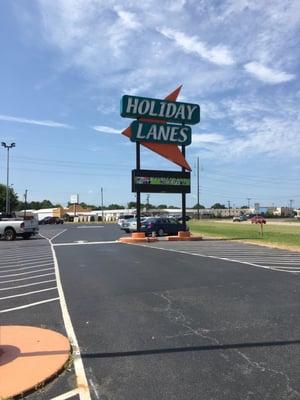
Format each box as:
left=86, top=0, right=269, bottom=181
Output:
left=0, top=0, right=299, bottom=208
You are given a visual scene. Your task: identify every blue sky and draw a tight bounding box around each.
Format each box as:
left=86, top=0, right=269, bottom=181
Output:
left=0, top=0, right=299, bottom=208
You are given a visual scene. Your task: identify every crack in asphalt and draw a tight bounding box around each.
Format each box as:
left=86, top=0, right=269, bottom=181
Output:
left=153, top=291, right=300, bottom=399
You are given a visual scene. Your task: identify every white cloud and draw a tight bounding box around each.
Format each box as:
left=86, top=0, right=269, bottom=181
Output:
left=93, top=125, right=121, bottom=134
left=193, top=133, right=225, bottom=144
left=159, top=28, right=235, bottom=66
left=0, top=114, right=72, bottom=128
left=113, top=7, right=141, bottom=31
left=244, top=62, right=295, bottom=84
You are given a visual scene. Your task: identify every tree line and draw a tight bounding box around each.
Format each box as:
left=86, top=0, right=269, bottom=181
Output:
left=1, top=183, right=247, bottom=213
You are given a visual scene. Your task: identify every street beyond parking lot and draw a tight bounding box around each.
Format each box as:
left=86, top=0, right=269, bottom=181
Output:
left=1, top=224, right=300, bottom=399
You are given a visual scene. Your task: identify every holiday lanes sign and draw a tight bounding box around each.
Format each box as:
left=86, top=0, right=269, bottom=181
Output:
left=121, top=95, right=200, bottom=125
left=130, top=121, right=192, bottom=146
left=121, top=86, right=198, bottom=170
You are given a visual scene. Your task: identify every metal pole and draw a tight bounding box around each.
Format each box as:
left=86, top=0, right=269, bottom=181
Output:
left=182, top=145, right=186, bottom=230
left=136, top=142, right=141, bottom=232
left=101, top=187, right=104, bottom=222
left=197, top=156, right=200, bottom=220
left=6, top=147, right=9, bottom=214
left=24, top=189, right=28, bottom=219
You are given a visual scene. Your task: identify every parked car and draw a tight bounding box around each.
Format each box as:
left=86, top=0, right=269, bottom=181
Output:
left=0, top=215, right=39, bottom=240
left=122, top=217, right=152, bottom=233
left=39, top=216, right=64, bottom=225
left=250, top=215, right=266, bottom=224
left=140, top=217, right=187, bottom=236
left=233, top=215, right=248, bottom=222
left=117, top=215, right=135, bottom=227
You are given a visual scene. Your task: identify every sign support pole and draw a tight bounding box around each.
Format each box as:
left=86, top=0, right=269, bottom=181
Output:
left=136, top=142, right=141, bottom=232
left=181, top=145, right=187, bottom=231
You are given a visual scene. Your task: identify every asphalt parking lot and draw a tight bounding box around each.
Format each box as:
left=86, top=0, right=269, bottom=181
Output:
left=1, top=224, right=300, bottom=400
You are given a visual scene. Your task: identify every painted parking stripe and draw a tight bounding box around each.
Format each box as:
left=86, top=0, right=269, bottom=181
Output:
left=0, top=272, right=55, bottom=284
left=0, top=263, right=54, bottom=273
left=39, top=231, right=92, bottom=399
left=0, top=254, right=52, bottom=262
left=144, top=242, right=300, bottom=274
left=51, top=388, right=81, bottom=400
left=0, top=287, right=57, bottom=300
left=0, top=297, right=59, bottom=313
left=77, top=226, right=104, bottom=228
left=0, top=257, right=52, bottom=273
left=0, top=267, right=54, bottom=278
left=0, top=279, right=57, bottom=291
left=53, top=240, right=117, bottom=247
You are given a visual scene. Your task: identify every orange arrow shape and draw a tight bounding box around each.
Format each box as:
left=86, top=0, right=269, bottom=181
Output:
left=121, top=86, right=191, bottom=170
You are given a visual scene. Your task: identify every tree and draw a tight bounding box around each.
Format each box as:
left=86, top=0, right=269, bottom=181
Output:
left=0, top=183, right=18, bottom=212
left=157, top=204, right=168, bottom=209
left=240, top=205, right=248, bottom=209
left=211, top=203, right=226, bottom=209
left=127, top=201, right=137, bottom=209
left=192, top=203, right=205, bottom=209
left=106, top=204, right=125, bottom=210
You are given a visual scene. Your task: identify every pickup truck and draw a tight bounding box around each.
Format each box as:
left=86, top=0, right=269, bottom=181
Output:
left=0, top=214, right=39, bottom=241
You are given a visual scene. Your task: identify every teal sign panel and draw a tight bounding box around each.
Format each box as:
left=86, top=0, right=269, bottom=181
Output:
left=121, top=95, right=200, bottom=125
left=130, top=121, right=192, bottom=146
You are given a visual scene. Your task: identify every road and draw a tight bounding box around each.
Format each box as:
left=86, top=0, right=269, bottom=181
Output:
left=1, top=223, right=300, bottom=399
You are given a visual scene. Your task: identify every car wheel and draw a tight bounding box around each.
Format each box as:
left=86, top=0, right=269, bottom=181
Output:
left=4, top=228, right=16, bottom=241
left=157, top=228, right=165, bottom=237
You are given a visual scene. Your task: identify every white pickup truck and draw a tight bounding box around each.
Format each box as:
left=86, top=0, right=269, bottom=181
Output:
left=0, top=214, right=39, bottom=241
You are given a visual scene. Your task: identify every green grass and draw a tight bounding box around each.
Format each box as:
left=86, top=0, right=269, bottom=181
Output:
left=188, top=220, right=300, bottom=250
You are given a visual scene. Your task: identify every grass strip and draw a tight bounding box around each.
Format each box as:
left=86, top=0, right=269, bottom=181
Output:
left=189, top=220, right=300, bottom=251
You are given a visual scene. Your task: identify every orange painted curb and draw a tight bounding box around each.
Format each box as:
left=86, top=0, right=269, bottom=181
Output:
left=0, top=325, right=70, bottom=399
left=178, top=231, right=191, bottom=238
left=132, top=232, right=146, bottom=239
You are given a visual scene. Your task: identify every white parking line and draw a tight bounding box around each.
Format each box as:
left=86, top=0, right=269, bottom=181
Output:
left=0, top=297, right=59, bottom=313
left=0, top=286, right=57, bottom=300
left=0, top=255, right=52, bottom=265
left=49, top=229, right=67, bottom=241
left=77, top=226, right=104, bottom=229
left=0, top=272, right=55, bottom=284
left=0, top=267, right=54, bottom=278
left=0, top=263, right=54, bottom=273
left=0, top=279, right=56, bottom=291
left=142, top=242, right=300, bottom=274
left=40, top=231, right=91, bottom=399
left=0, top=254, right=52, bottom=262
left=51, top=388, right=81, bottom=400
left=53, top=240, right=117, bottom=247
left=0, top=248, right=50, bottom=255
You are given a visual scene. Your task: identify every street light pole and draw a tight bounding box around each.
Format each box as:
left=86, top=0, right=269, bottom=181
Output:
left=101, top=187, right=104, bottom=222
left=1, top=142, right=16, bottom=214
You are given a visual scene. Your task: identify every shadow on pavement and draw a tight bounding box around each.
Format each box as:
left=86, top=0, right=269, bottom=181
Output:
left=81, top=339, right=300, bottom=359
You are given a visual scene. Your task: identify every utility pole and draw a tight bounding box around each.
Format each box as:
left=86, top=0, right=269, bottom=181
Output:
left=247, top=198, right=251, bottom=209
left=146, top=194, right=150, bottom=213
left=197, top=156, right=200, bottom=220
left=24, top=189, right=28, bottom=219
left=227, top=200, right=231, bottom=216
left=1, top=142, right=16, bottom=214
left=101, top=187, right=104, bottom=222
